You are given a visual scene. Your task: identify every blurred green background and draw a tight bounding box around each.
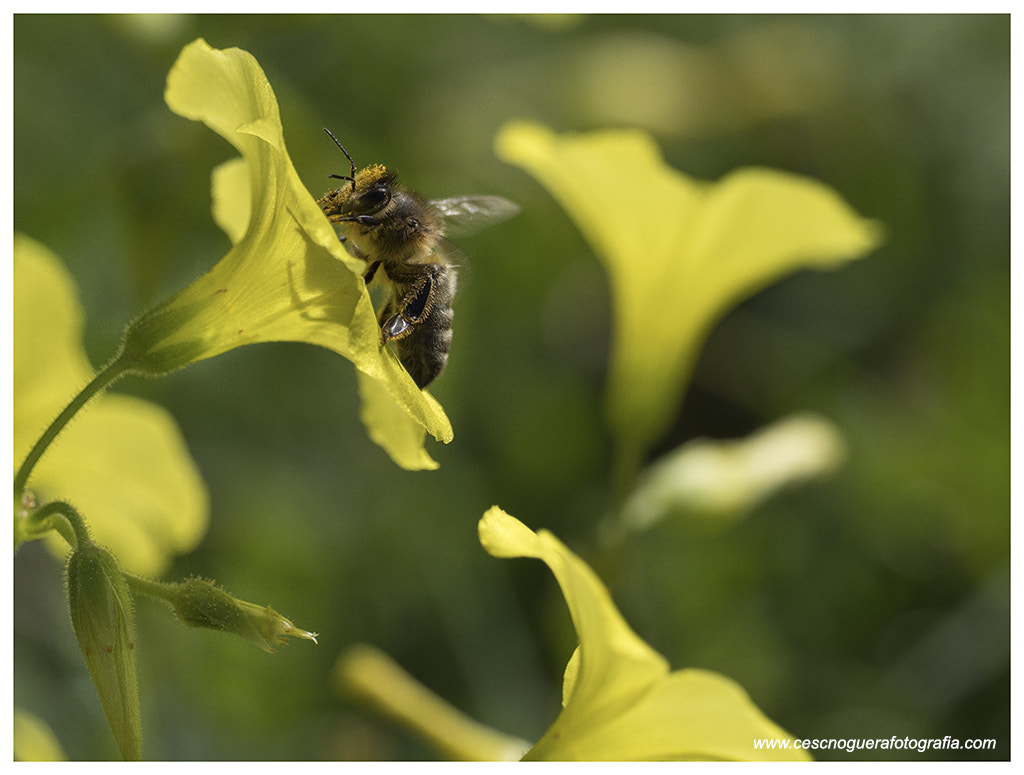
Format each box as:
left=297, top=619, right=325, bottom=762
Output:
left=14, top=14, right=1008, bottom=761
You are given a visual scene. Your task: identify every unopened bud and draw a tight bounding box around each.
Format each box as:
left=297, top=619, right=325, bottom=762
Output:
left=167, top=577, right=317, bottom=653
left=66, top=542, right=141, bottom=760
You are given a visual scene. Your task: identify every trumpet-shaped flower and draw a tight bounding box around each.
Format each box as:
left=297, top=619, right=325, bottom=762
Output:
left=479, top=507, right=809, bottom=760
left=496, top=122, right=881, bottom=485
left=334, top=507, right=808, bottom=761
left=121, top=39, right=451, bottom=469
left=14, top=235, right=208, bottom=576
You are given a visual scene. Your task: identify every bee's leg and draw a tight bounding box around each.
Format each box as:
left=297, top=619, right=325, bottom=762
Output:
left=326, top=225, right=378, bottom=284
left=379, top=267, right=439, bottom=345
left=380, top=311, right=412, bottom=343
left=328, top=214, right=380, bottom=227
left=330, top=230, right=363, bottom=261
left=363, top=260, right=381, bottom=285
left=325, top=214, right=377, bottom=261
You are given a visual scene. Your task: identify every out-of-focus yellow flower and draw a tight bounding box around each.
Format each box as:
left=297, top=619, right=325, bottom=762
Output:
left=496, top=122, right=881, bottom=486
left=334, top=644, right=530, bottom=761
left=14, top=235, right=208, bottom=576
left=14, top=709, right=66, bottom=762
left=120, top=39, right=451, bottom=469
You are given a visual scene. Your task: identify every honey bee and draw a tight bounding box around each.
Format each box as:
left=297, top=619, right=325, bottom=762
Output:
left=317, top=128, right=519, bottom=389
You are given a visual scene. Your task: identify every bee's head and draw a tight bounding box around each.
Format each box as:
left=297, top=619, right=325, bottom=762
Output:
left=320, top=128, right=398, bottom=220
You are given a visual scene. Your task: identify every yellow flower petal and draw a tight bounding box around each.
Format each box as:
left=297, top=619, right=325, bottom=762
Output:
left=357, top=372, right=441, bottom=471
left=210, top=157, right=251, bottom=245
left=496, top=121, right=881, bottom=479
left=542, top=665, right=809, bottom=761
left=479, top=506, right=667, bottom=704
left=121, top=39, right=451, bottom=468
left=479, top=507, right=808, bottom=761
left=14, top=709, right=66, bottom=762
left=14, top=235, right=208, bottom=576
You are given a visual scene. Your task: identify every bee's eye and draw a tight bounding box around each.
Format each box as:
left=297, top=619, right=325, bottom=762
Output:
left=357, top=185, right=391, bottom=212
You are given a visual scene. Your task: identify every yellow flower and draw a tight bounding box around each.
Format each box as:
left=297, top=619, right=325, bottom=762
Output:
left=14, top=235, right=208, bottom=577
left=334, top=508, right=808, bottom=761
left=120, top=39, right=451, bottom=469
left=496, top=122, right=881, bottom=485
left=479, top=507, right=809, bottom=761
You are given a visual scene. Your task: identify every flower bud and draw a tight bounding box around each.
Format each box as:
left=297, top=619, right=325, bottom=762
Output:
left=66, top=542, right=141, bottom=760
left=167, top=577, right=317, bottom=652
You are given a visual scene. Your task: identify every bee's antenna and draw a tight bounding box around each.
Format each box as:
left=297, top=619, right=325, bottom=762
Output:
left=323, top=127, right=357, bottom=191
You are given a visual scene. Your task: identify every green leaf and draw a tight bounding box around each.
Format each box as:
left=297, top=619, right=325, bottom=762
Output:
left=14, top=235, right=208, bottom=577
left=496, top=121, right=881, bottom=481
left=478, top=507, right=810, bottom=761
left=118, top=39, right=451, bottom=467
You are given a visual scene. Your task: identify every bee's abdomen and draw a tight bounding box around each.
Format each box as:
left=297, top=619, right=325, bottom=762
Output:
left=385, top=263, right=456, bottom=389
left=398, top=303, right=453, bottom=389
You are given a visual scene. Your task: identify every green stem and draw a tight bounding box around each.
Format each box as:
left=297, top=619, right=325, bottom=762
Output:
left=125, top=573, right=177, bottom=603
left=609, top=443, right=643, bottom=514
left=13, top=355, right=130, bottom=498
left=18, top=499, right=89, bottom=549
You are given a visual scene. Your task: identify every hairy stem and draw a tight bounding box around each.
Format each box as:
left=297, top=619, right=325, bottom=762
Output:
left=14, top=355, right=130, bottom=497
left=21, top=500, right=89, bottom=549
left=124, top=573, right=176, bottom=602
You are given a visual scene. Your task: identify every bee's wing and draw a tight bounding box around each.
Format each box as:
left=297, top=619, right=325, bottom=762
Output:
left=429, top=195, right=520, bottom=236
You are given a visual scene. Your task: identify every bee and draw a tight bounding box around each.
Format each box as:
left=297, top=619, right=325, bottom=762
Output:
left=317, top=128, right=519, bottom=389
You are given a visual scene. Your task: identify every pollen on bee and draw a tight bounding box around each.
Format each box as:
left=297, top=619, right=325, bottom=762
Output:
left=357, top=164, right=391, bottom=186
